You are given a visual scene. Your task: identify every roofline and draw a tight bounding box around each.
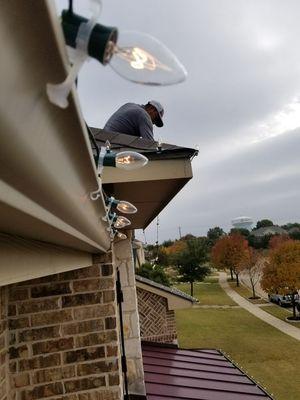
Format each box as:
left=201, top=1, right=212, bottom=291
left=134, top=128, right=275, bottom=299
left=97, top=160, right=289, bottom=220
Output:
left=90, top=127, right=198, bottom=161
left=135, top=275, right=197, bottom=303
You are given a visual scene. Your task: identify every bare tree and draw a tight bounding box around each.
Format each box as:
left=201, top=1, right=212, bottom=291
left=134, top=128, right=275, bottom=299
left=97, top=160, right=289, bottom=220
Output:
left=241, top=248, right=263, bottom=299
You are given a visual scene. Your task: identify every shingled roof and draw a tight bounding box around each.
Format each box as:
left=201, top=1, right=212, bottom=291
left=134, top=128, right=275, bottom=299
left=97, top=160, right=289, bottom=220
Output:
left=90, top=128, right=198, bottom=161
left=142, top=343, right=274, bottom=400
left=251, top=226, right=287, bottom=237
left=135, top=275, right=197, bottom=303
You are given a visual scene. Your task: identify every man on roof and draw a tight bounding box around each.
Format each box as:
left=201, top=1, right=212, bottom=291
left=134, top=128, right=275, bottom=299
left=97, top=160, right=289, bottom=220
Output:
left=103, top=100, right=164, bottom=140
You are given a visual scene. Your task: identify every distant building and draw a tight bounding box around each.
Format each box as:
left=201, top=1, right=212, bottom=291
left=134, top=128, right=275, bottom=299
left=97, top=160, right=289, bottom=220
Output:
left=251, top=226, right=288, bottom=237
left=288, top=227, right=300, bottom=234
left=232, top=216, right=253, bottom=230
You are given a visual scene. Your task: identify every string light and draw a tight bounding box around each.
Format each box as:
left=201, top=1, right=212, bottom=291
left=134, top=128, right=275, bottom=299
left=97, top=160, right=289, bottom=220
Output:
left=99, top=149, right=148, bottom=172
left=116, top=231, right=127, bottom=240
left=105, top=197, right=137, bottom=214
left=116, top=200, right=137, bottom=214
left=47, top=3, right=187, bottom=108
left=114, top=215, right=131, bottom=229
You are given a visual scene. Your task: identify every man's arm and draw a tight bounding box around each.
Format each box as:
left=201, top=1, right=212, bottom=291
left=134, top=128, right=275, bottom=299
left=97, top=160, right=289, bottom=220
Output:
left=137, top=112, right=154, bottom=140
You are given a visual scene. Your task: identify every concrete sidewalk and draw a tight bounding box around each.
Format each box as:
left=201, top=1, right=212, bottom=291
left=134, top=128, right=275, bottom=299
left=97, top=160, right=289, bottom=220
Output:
left=219, top=272, right=300, bottom=341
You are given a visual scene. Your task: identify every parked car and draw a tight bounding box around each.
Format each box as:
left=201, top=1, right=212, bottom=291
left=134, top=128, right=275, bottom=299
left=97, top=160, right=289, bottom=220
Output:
left=268, top=293, right=300, bottom=307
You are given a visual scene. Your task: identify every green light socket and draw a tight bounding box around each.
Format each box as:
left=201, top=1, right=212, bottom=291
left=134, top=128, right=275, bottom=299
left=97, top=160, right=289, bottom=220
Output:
left=61, top=10, right=118, bottom=65
left=103, top=152, right=116, bottom=167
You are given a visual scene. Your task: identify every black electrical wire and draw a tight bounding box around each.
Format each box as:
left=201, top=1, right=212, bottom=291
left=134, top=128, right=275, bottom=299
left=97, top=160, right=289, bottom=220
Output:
left=68, top=0, right=73, bottom=14
left=85, top=124, right=100, bottom=167
left=143, top=229, right=148, bottom=245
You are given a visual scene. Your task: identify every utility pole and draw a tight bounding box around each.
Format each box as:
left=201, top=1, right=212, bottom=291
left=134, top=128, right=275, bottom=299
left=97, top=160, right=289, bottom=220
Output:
left=178, top=226, right=182, bottom=239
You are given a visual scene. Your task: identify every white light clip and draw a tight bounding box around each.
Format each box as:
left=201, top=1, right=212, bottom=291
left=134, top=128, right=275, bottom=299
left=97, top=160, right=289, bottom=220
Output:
left=90, top=187, right=102, bottom=201
left=97, top=146, right=107, bottom=175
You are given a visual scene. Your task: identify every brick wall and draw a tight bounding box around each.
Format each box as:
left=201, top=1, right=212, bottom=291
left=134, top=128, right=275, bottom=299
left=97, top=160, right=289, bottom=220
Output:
left=136, top=288, right=177, bottom=344
left=0, top=287, right=8, bottom=400
left=5, top=253, right=122, bottom=400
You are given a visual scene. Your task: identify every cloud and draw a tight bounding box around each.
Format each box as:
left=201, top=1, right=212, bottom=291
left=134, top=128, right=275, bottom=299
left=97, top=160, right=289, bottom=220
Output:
left=136, top=129, right=300, bottom=241
left=55, top=0, right=300, bottom=242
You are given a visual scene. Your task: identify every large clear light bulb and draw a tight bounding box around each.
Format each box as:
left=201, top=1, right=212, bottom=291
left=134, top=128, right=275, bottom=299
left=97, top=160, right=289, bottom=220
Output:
left=115, top=151, right=148, bottom=170
left=114, top=216, right=131, bottom=229
left=116, top=201, right=137, bottom=214
left=52, top=9, right=188, bottom=109
left=109, top=31, right=187, bottom=86
left=117, top=231, right=127, bottom=240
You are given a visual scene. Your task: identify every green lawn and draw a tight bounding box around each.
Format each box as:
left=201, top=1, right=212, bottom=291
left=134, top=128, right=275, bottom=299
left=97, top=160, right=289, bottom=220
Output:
left=228, top=281, right=300, bottom=329
left=176, top=275, right=300, bottom=400
left=228, top=281, right=267, bottom=304
left=176, top=277, right=236, bottom=306
left=176, top=307, right=300, bottom=400
left=260, top=305, right=300, bottom=329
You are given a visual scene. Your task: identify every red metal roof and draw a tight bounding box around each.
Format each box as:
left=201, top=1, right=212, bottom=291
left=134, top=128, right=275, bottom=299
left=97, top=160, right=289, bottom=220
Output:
left=142, top=343, right=273, bottom=400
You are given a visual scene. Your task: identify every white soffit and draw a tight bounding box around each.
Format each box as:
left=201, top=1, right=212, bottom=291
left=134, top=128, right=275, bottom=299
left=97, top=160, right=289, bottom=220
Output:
left=102, top=158, right=193, bottom=229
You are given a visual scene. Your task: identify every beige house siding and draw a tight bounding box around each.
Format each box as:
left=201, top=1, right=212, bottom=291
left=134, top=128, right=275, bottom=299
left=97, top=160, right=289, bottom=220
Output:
left=0, top=1, right=111, bottom=255
left=0, top=254, right=122, bottom=400
left=137, top=287, right=177, bottom=344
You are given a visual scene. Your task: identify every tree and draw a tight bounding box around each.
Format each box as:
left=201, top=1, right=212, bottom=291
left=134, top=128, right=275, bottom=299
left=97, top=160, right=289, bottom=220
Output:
left=172, top=238, right=210, bottom=296
left=145, top=243, right=171, bottom=265
left=281, top=222, right=300, bottom=230
left=230, top=228, right=250, bottom=238
left=136, top=262, right=170, bottom=287
left=241, top=248, right=263, bottom=299
left=289, top=229, right=300, bottom=241
left=255, top=219, right=274, bottom=229
left=161, top=239, right=174, bottom=248
left=248, top=234, right=271, bottom=249
left=269, top=235, right=291, bottom=250
left=211, top=234, right=249, bottom=286
left=207, top=227, right=225, bottom=247
left=164, top=240, right=187, bottom=258
left=261, top=241, right=300, bottom=319
left=156, top=246, right=170, bottom=266
left=181, top=233, right=196, bottom=241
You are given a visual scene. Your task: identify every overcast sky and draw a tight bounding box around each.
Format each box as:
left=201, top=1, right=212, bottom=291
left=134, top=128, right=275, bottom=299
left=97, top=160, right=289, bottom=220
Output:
left=56, top=0, right=300, bottom=243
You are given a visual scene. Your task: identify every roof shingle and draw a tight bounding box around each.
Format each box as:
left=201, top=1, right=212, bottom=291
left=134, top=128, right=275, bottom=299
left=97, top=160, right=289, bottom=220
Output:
left=90, top=128, right=198, bottom=160
left=135, top=275, right=197, bottom=303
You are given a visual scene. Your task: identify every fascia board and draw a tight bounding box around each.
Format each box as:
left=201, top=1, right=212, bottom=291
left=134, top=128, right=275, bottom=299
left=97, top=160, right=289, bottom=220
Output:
left=102, top=158, right=193, bottom=184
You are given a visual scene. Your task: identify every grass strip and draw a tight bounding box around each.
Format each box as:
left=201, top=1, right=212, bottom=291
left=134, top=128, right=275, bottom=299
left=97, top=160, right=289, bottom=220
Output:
left=260, top=305, right=300, bottom=329
left=228, top=280, right=267, bottom=304
left=176, top=277, right=236, bottom=306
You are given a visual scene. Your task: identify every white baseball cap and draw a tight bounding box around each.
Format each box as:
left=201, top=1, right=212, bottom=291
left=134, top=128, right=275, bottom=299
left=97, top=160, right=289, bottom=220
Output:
left=148, top=100, right=164, bottom=127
